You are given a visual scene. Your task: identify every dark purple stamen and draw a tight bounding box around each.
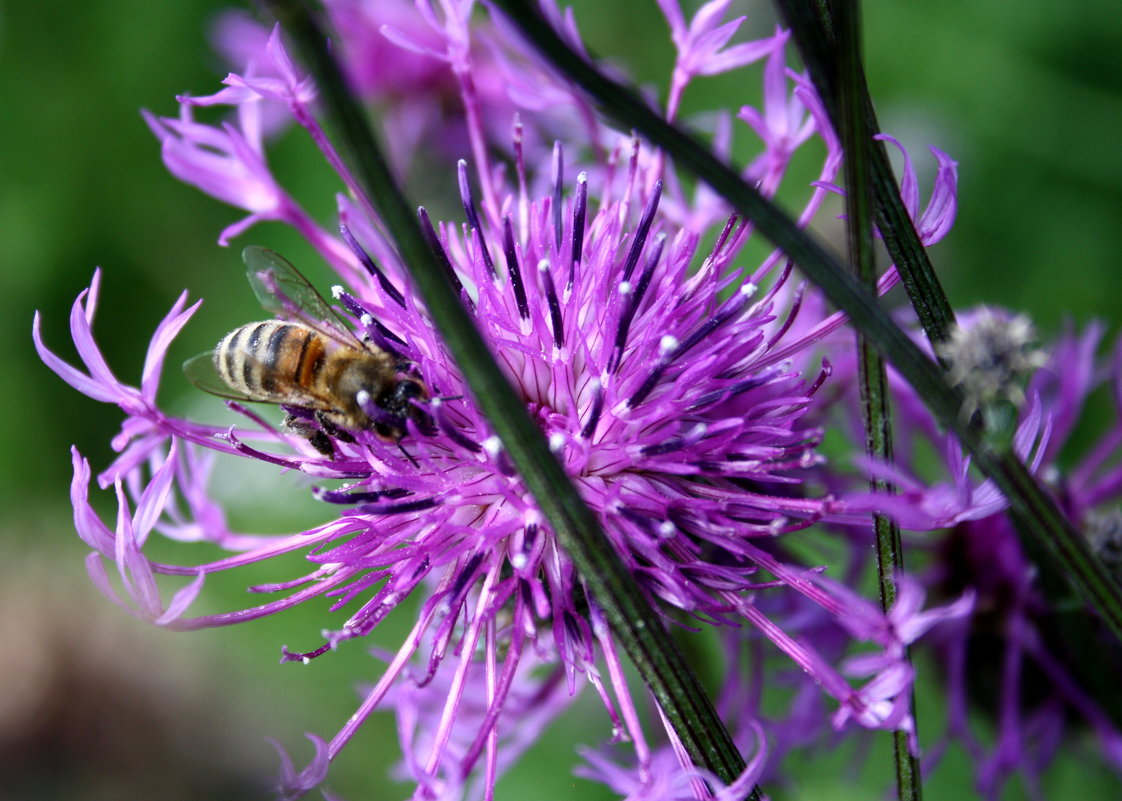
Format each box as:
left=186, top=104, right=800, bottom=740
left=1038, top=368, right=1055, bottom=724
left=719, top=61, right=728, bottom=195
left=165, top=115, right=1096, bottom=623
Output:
left=281, top=643, right=333, bottom=663
left=617, top=505, right=659, bottom=532
left=339, top=224, right=406, bottom=307
left=620, top=180, right=662, bottom=283
left=408, top=556, right=431, bottom=583
left=523, top=522, right=539, bottom=551
left=457, top=161, right=496, bottom=277
left=418, top=207, right=472, bottom=311
left=640, top=423, right=708, bottom=457
left=519, top=580, right=535, bottom=609
left=331, top=291, right=405, bottom=355
left=579, top=379, right=604, bottom=438
left=609, top=233, right=664, bottom=374
left=362, top=322, right=407, bottom=361
left=448, top=552, right=485, bottom=603
left=562, top=610, right=585, bottom=644
left=686, top=372, right=779, bottom=412
left=367, top=313, right=408, bottom=347
left=538, top=259, right=565, bottom=349
left=333, top=290, right=366, bottom=320
left=552, top=142, right=564, bottom=252
left=433, top=401, right=482, bottom=452
left=568, top=172, right=587, bottom=291
left=355, top=497, right=440, bottom=515
left=628, top=282, right=757, bottom=408
left=501, top=216, right=529, bottom=320
left=314, top=486, right=412, bottom=504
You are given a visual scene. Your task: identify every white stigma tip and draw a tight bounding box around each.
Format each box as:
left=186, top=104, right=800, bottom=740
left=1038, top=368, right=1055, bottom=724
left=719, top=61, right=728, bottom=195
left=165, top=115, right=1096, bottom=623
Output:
left=356, top=390, right=372, bottom=405
left=331, top=285, right=344, bottom=299
left=457, top=158, right=467, bottom=168
left=740, top=282, right=758, bottom=297
left=483, top=436, right=502, bottom=457
left=548, top=432, right=566, bottom=453
left=511, top=553, right=528, bottom=569
left=577, top=171, right=588, bottom=184
left=618, top=281, right=632, bottom=295
left=657, top=521, right=675, bottom=539
left=360, top=313, right=373, bottom=326
left=659, top=335, right=679, bottom=353
left=538, top=258, right=551, bottom=273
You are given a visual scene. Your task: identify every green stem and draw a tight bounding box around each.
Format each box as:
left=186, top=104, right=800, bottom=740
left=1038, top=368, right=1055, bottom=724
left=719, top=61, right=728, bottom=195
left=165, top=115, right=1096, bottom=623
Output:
left=261, top=0, right=755, bottom=793
left=489, top=1, right=1122, bottom=643
left=834, top=5, right=922, bottom=800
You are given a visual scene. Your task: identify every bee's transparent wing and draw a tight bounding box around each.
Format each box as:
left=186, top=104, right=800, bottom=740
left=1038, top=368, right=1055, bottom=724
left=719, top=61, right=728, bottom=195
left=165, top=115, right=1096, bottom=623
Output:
left=183, top=352, right=259, bottom=402
left=243, top=246, right=361, bottom=347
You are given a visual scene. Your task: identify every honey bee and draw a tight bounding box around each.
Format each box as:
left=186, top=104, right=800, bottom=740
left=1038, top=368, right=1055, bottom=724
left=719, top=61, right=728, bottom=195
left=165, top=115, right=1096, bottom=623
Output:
left=185, top=247, right=429, bottom=452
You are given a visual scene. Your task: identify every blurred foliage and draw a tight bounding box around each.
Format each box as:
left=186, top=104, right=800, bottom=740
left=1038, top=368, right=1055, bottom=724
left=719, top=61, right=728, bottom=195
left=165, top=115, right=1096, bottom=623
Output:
left=3, top=0, right=1120, bottom=799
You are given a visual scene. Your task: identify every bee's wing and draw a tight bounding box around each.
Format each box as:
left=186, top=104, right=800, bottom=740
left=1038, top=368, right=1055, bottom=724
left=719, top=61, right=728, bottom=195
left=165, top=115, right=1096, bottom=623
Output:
left=183, top=351, right=267, bottom=402
left=243, top=247, right=362, bottom=348
left=183, top=350, right=332, bottom=410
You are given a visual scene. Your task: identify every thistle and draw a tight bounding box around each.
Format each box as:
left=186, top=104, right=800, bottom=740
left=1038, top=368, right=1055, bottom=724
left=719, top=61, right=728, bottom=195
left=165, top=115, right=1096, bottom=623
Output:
left=36, top=1, right=987, bottom=797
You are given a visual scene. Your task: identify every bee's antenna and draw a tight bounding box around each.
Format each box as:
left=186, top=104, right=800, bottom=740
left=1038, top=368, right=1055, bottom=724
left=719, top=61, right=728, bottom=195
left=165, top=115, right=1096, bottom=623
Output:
left=397, top=442, right=420, bottom=469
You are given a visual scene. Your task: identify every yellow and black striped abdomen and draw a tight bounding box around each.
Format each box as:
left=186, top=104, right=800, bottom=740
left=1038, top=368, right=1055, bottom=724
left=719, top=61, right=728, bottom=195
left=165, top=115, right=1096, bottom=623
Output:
left=214, top=321, right=328, bottom=403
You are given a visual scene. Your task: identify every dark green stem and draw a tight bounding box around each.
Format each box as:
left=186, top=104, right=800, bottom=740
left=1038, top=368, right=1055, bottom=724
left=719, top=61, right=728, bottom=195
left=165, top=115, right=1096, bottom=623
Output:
left=835, top=5, right=921, bottom=799
left=489, top=1, right=1122, bottom=643
left=261, top=0, right=754, bottom=792
left=775, top=0, right=955, bottom=348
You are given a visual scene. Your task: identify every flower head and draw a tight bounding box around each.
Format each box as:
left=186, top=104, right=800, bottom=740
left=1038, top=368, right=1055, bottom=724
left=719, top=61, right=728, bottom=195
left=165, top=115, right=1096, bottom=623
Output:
left=38, top=3, right=974, bottom=797
left=938, top=306, right=1047, bottom=420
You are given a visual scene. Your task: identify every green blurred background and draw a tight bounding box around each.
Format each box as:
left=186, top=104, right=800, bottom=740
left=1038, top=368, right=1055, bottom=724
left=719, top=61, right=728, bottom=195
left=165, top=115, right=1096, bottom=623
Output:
left=3, top=0, right=1121, bottom=798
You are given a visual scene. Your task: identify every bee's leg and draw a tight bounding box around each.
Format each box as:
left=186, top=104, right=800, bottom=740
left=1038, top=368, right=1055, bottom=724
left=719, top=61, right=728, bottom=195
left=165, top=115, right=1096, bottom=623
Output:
left=314, top=410, right=355, bottom=443
left=282, top=412, right=336, bottom=457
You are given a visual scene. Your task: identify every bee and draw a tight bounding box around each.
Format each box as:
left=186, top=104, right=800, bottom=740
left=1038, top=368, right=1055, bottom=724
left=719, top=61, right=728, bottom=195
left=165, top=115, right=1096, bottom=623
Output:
left=185, top=247, right=429, bottom=453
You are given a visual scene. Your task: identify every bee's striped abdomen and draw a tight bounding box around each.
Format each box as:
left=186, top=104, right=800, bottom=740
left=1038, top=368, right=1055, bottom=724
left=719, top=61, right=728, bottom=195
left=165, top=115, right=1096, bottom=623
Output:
left=214, top=321, right=326, bottom=401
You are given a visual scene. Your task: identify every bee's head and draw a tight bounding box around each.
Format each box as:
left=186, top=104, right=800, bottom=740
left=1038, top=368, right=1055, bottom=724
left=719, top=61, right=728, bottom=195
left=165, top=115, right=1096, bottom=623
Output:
left=371, top=378, right=433, bottom=440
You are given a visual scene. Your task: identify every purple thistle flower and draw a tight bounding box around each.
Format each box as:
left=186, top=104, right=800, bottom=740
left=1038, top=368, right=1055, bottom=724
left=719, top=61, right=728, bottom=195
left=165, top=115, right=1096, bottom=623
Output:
left=36, top=3, right=976, bottom=796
